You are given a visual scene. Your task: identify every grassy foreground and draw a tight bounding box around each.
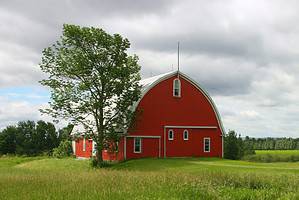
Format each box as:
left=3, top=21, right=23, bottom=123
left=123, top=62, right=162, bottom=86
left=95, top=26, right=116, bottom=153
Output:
left=0, top=157, right=299, bottom=200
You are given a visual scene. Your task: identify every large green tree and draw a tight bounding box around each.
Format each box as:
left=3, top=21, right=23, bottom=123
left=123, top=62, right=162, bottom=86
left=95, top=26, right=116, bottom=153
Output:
left=39, top=24, right=141, bottom=166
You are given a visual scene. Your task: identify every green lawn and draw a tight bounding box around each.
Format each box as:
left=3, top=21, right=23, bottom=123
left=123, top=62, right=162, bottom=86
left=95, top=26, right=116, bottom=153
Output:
left=0, top=156, right=298, bottom=200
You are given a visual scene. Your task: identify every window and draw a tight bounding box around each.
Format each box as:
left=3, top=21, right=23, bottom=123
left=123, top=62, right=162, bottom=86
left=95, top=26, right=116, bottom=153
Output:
left=173, top=78, right=181, bottom=97
left=134, top=137, right=142, bottom=153
left=83, top=138, right=86, bottom=152
left=168, top=130, right=174, bottom=140
left=183, top=130, right=189, bottom=140
left=92, top=141, right=97, bottom=155
left=204, top=138, right=210, bottom=152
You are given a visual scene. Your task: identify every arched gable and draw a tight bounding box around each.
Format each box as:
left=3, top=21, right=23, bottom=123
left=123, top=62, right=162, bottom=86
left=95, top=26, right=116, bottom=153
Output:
left=134, top=71, right=225, bottom=136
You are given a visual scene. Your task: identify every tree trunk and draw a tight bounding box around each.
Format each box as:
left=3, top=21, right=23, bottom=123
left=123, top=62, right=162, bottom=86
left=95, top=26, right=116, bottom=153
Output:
left=93, top=106, right=104, bottom=167
left=95, top=136, right=104, bottom=167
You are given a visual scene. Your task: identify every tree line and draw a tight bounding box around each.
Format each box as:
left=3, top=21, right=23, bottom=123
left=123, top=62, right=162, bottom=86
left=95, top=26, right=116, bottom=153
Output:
left=223, top=131, right=299, bottom=160
left=243, top=137, right=299, bottom=150
left=0, top=120, right=73, bottom=156
left=1, top=122, right=299, bottom=160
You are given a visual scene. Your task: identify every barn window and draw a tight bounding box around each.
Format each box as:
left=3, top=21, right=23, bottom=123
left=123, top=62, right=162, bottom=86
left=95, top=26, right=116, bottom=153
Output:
left=83, top=138, right=86, bottom=152
left=204, top=138, right=210, bottom=152
left=134, top=137, right=142, bottom=153
left=173, top=78, right=181, bottom=97
left=168, top=130, right=174, bottom=140
left=183, top=130, right=189, bottom=140
left=92, top=141, right=97, bottom=155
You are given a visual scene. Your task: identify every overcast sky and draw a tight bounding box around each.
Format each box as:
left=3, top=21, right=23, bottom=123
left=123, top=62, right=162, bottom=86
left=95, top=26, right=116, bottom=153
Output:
left=0, top=0, right=299, bottom=137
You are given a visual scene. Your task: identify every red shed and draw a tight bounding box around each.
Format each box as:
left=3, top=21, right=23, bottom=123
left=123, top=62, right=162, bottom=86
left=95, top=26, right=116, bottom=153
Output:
left=72, top=71, right=225, bottom=160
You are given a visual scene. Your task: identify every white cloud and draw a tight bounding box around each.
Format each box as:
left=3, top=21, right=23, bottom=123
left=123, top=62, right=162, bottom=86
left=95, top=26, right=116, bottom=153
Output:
left=0, top=97, right=66, bottom=130
left=239, top=110, right=260, bottom=119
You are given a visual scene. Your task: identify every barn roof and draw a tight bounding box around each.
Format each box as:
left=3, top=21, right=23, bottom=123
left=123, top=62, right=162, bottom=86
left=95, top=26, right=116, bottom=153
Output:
left=140, top=71, right=177, bottom=92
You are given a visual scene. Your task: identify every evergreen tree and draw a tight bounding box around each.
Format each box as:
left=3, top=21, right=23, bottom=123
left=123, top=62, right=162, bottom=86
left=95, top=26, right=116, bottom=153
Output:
left=224, top=130, right=241, bottom=160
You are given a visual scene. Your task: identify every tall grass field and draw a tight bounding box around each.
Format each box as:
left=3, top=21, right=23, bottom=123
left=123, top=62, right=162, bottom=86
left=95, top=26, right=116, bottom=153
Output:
left=0, top=156, right=298, bottom=199
left=244, top=150, right=299, bottom=162
left=256, top=150, right=299, bottom=155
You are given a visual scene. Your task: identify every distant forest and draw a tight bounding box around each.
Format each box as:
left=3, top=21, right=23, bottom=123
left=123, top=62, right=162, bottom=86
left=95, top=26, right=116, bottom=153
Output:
left=244, top=137, right=299, bottom=150
left=0, top=120, right=72, bottom=156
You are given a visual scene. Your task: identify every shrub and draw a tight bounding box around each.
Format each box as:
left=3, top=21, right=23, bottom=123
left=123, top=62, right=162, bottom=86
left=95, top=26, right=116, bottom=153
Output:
left=52, top=140, right=72, bottom=158
left=90, top=157, right=112, bottom=168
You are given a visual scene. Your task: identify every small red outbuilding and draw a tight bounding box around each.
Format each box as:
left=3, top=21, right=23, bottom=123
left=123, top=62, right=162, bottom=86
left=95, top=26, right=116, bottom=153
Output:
left=72, top=71, right=225, bottom=160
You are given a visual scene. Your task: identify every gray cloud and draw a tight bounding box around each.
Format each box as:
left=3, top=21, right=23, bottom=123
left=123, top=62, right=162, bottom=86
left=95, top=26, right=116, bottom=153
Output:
left=1, top=0, right=299, bottom=137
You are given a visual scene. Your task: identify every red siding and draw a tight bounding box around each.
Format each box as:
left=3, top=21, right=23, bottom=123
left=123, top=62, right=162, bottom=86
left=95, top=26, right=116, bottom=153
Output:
left=133, top=76, right=219, bottom=132
left=75, top=139, right=93, bottom=158
left=75, top=138, right=125, bottom=161
left=74, top=73, right=223, bottom=160
left=126, top=137, right=160, bottom=159
left=165, top=128, right=222, bottom=157
left=102, top=138, right=125, bottom=161
left=127, top=74, right=223, bottom=159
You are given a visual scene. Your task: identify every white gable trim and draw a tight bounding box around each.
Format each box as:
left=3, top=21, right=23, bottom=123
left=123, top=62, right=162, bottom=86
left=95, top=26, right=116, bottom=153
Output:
left=126, top=135, right=161, bottom=138
left=164, top=125, right=217, bottom=129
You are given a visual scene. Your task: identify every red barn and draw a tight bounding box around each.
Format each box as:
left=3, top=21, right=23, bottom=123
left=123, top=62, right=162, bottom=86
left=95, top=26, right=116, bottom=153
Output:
left=72, top=71, right=225, bottom=160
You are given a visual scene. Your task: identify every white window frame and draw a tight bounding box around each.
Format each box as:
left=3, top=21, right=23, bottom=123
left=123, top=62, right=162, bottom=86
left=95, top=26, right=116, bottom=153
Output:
left=134, top=137, right=142, bottom=153
left=173, top=78, right=181, bottom=97
left=92, top=141, right=97, bottom=156
left=83, top=138, right=86, bottom=152
left=204, top=137, right=210, bottom=152
left=183, top=130, right=189, bottom=140
left=168, top=130, right=174, bottom=140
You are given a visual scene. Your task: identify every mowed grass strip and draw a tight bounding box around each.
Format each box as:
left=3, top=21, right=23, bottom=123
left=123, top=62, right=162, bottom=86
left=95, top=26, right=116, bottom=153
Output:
left=0, top=157, right=298, bottom=200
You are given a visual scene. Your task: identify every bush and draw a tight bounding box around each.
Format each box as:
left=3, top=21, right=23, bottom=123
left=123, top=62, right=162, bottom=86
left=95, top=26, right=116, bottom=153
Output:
left=90, top=157, right=112, bottom=168
left=52, top=140, right=72, bottom=158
